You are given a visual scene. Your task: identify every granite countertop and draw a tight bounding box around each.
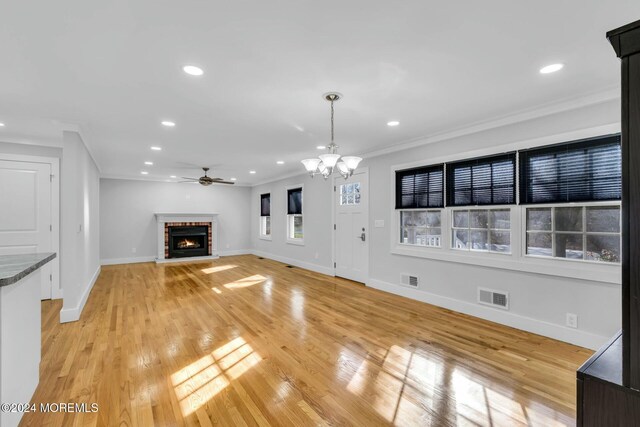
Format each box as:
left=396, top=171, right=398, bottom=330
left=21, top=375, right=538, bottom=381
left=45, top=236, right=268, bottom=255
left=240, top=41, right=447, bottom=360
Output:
left=0, top=253, right=57, bottom=287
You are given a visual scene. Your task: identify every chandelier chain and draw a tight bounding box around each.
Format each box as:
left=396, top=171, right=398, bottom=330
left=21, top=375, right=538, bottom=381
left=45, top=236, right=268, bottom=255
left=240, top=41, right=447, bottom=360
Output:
left=330, top=98, right=334, bottom=144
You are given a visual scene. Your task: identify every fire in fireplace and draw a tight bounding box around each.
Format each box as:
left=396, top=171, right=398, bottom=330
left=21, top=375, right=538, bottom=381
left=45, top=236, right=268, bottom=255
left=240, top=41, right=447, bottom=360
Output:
left=168, top=225, right=209, bottom=258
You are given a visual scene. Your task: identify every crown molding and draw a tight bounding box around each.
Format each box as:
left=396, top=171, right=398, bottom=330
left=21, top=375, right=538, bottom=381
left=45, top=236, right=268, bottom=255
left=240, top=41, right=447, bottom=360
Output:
left=361, top=87, right=620, bottom=160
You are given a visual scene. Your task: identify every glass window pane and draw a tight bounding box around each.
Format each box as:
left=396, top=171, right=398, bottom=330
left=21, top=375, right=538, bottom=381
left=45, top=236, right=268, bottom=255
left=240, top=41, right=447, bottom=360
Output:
left=586, top=235, right=620, bottom=263
left=294, top=215, right=303, bottom=238
left=452, top=229, right=469, bottom=249
left=354, top=193, right=361, bottom=204
left=555, top=207, right=583, bottom=232
left=426, top=211, right=441, bottom=228
left=347, top=194, right=355, bottom=204
left=354, top=183, right=360, bottom=194
left=490, top=210, right=510, bottom=230
left=415, top=228, right=428, bottom=246
left=401, top=211, right=414, bottom=226
left=427, top=227, right=441, bottom=237
left=266, top=216, right=271, bottom=235
left=470, top=230, right=489, bottom=251
left=490, top=231, right=511, bottom=253
left=554, top=233, right=583, bottom=259
left=527, top=208, right=551, bottom=231
left=453, top=211, right=469, bottom=228
left=341, top=194, right=347, bottom=205
left=469, top=210, right=489, bottom=229
left=586, top=206, right=620, bottom=233
left=527, top=232, right=552, bottom=257
left=414, top=211, right=427, bottom=227
left=347, top=184, right=353, bottom=194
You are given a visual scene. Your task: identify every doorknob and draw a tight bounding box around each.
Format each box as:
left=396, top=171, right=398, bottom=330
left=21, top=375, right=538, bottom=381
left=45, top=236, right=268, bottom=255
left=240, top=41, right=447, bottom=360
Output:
left=357, top=227, right=366, bottom=242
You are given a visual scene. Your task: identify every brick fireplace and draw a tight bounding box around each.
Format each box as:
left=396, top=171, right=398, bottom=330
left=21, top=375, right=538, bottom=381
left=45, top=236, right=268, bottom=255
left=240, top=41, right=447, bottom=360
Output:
left=155, top=213, right=219, bottom=263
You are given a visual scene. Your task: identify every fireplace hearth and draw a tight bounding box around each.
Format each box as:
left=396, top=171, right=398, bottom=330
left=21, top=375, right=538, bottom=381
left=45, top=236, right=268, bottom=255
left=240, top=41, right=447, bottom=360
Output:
left=168, top=225, right=209, bottom=258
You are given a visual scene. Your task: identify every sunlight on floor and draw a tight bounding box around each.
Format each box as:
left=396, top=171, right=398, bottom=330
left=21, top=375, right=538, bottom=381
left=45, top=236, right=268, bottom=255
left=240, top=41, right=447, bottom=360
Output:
left=201, top=265, right=237, bottom=274
left=211, top=287, right=222, bottom=294
left=223, top=274, right=267, bottom=289
left=345, top=344, right=568, bottom=426
left=171, top=337, right=261, bottom=416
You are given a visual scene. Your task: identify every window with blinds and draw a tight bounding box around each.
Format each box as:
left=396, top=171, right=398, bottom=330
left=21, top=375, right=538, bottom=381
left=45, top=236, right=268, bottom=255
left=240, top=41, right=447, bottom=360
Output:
left=446, top=153, right=516, bottom=206
left=287, top=188, right=302, bottom=215
left=395, top=164, right=444, bottom=209
left=519, top=135, right=621, bottom=204
left=260, top=193, right=270, bottom=216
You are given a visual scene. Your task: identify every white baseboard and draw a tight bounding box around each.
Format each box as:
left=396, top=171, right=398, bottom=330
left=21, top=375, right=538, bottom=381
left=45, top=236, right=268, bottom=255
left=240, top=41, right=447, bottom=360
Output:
left=249, top=250, right=334, bottom=276
left=220, top=249, right=251, bottom=257
left=101, top=256, right=155, bottom=265
left=367, top=278, right=608, bottom=351
left=60, top=266, right=101, bottom=323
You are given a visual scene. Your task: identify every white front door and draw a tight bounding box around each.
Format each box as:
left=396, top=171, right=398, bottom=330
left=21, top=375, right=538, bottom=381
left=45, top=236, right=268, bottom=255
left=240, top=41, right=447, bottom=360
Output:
left=0, top=160, right=52, bottom=299
left=334, top=169, right=369, bottom=283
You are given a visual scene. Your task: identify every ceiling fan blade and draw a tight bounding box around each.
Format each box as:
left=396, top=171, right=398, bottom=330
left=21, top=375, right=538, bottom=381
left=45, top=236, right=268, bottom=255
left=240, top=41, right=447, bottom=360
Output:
left=178, top=180, right=200, bottom=183
left=180, top=177, right=199, bottom=180
left=213, top=180, right=235, bottom=185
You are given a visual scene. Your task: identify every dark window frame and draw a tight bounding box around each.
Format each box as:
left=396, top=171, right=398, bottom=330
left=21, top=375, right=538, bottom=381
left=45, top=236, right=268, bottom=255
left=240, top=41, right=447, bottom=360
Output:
left=287, top=187, right=303, bottom=215
left=519, top=134, right=621, bottom=205
left=446, top=153, right=516, bottom=207
left=395, top=164, right=444, bottom=209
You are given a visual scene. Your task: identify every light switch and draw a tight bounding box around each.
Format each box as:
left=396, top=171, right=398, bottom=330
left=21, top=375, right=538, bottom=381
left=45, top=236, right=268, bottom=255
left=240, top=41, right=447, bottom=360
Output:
left=374, top=220, right=385, bottom=228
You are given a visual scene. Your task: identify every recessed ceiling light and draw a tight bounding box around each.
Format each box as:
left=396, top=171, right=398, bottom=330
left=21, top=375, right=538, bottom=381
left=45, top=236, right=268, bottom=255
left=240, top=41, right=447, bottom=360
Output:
left=0, top=123, right=5, bottom=127
left=144, top=161, right=153, bottom=165
left=141, top=171, right=149, bottom=175
left=539, top=63, right=564, bottom=74
left=277, top=161, right=285, bottom=165
left=316, top=145, right=326, bottom=150
left=387, top=121, right=400, bottom=127
left=161, top=121, right=176, bottom=127
left=150, top=146, right=162, bottom=151
left=230, top=177, right=237, bottom=181
left=170, top=175, right=177, bottom=178
left=249, top=170, right=256, bottom=174
left=183, top=65, right=204, bottom=76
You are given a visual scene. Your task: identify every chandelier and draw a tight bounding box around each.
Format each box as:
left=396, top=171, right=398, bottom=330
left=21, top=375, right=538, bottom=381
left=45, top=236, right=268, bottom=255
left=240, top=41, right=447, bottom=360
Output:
left=301, top=93, right=362, bottom=179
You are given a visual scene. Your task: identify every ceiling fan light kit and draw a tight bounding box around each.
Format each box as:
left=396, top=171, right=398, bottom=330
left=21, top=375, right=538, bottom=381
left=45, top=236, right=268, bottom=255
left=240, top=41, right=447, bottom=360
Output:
left=301, top=93, right=362, bottom=180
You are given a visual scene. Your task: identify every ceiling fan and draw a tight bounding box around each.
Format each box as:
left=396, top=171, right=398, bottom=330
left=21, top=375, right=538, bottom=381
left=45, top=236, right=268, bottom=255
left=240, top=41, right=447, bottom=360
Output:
left=180, top=167, right=234, bottom=186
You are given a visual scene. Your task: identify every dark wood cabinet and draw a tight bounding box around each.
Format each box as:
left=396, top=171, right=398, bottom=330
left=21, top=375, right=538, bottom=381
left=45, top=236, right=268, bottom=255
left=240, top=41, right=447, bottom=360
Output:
left=576, top=19, right=640, bottom=425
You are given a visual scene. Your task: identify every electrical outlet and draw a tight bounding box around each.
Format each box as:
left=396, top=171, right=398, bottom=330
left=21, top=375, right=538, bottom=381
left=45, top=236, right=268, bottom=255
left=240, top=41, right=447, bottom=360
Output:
left=374, top=220, right=385, bottom=228
left=566, top=313, right=578, bottom=328
left=132, top=247, right=137, bottom=254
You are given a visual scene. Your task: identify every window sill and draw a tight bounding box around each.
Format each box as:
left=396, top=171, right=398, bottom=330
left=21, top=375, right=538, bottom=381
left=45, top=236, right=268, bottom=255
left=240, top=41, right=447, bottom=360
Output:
left=391, top=244, right=620, bottom=284
left=259, top=235, right=272, bottom=241
left=286, top=238, right=305, bottom=246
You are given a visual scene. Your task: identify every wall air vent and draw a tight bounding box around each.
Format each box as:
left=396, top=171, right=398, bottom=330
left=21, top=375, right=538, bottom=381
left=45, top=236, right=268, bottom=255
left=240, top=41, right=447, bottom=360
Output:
left=478, top=288, right=509, bottom=310
left=401, top=274, right=419, bottom=287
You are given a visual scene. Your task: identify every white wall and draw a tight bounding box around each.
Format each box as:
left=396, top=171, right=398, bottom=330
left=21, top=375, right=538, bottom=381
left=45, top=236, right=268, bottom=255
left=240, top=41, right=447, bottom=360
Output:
left=251, top=174, right=334, bottom=274
left=59, top=131, right=101, bottom=323
left=251, top=98, right=622, bottom=349
left=100, top=179, right=252, bottom=263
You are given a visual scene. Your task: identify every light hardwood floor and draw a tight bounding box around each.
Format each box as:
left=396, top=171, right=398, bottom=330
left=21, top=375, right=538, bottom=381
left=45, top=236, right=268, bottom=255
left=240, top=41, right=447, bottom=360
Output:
left=22, top=255, right=592, bottom=426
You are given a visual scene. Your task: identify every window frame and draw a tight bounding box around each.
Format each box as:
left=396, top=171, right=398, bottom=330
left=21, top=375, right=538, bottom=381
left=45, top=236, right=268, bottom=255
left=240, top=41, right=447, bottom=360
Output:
left=259, top=193, right=272, bottom=241
left=522, top=201, right=621, bottom=265
left=286, top=184, right=304, bottom=245
left=398, top=208, right=443, bottom=248
left=450, top=207, right=513, bottom=255
left=388, top=124, right=622, bottom=285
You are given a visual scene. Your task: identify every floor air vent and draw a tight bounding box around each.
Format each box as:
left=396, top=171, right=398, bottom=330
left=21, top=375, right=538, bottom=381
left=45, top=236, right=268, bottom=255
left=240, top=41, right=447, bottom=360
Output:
left=257, top=257, right=265, bottom=259
left=478, top=288, right=509, bottom=310
left=401, top=274, right=419, bottom=287
left=286, top=265, right=295, bottom=268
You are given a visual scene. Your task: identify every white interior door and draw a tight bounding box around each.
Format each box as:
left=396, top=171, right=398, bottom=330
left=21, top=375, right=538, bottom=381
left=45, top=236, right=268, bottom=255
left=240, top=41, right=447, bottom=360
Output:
left=334, top=169, right=369, bottom=283
left=0, top=160, right=52, bottom=299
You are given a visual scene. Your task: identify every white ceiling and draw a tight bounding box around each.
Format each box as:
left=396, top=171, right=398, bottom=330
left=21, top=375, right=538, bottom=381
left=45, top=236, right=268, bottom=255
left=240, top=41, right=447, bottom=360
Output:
left=0, top=1, right=638, bottom=185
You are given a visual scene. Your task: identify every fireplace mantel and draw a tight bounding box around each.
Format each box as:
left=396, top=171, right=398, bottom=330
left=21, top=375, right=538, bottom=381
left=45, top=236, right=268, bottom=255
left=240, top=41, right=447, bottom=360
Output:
left=155, top=213, right=219, bottom=263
